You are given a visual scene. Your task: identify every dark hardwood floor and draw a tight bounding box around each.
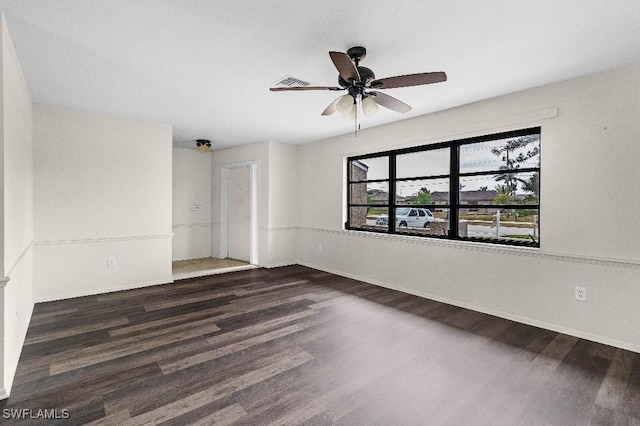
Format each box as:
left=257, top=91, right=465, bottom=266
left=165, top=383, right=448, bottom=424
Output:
left=2, top=265, right=639, bottom=425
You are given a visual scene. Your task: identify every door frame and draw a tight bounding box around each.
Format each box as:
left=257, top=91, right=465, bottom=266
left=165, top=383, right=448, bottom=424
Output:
left=219, top=161, right=259, bottom=265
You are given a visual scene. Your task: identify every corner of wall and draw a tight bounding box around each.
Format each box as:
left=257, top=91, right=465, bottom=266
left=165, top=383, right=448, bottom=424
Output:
left=1, top=10, right=36, bottom=398
left=172, top=147, right=213, bottom=261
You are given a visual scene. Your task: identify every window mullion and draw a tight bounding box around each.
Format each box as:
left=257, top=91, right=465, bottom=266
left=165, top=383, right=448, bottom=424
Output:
left=449, top=144, right=459, bottom=238
left=345, top=159, right=351, bottom=229
left=389, top=153, right=397, bottom=233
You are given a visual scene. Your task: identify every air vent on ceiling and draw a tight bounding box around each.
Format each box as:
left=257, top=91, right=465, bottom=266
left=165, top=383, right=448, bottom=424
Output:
left=273, top=75, right=311, bottom=87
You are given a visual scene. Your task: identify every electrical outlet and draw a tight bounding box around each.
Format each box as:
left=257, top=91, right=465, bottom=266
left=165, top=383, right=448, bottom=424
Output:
left=107, top=257, right=117, bottom=269
left=575, top=286, right=587, bottom=302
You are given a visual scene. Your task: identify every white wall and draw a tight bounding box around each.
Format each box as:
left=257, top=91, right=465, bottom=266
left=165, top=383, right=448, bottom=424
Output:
left=33, top=105, right=173, bottom=301
left=211, top=141, right=298, bottom=267
left=0, top=12, right=34, bottom=398
left=172, top=147, right=212, bottom=261
left=296, top=63, right=640, bottom=352
left=267, top=141, right=298, bottom=267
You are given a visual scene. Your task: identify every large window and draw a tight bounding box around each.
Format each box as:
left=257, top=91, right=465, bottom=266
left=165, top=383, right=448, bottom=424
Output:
left=346, top=128, right=540, bottom=247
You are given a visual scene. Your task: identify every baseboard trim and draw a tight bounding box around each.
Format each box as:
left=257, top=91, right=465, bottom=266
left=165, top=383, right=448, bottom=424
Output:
left=173, top=264, right=257, bottom=281
left=298, top=261, right=640, bottom=354
left=264, top=261, right=297, bottom=269
left=35, top=278, right=174, bottom=303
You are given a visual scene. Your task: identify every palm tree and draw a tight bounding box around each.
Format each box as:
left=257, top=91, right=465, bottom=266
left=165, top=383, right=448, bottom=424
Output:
left=493, top=184, right=514, bottom=205
left=521, top=172, right=539, bottom=203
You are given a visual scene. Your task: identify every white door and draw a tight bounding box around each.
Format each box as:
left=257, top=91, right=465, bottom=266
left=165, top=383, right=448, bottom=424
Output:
left=226, top=166, right=251, bottom=261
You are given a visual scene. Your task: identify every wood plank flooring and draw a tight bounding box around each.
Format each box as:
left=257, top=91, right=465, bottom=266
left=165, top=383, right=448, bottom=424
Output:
left=2, top=265, right=639, bottom=425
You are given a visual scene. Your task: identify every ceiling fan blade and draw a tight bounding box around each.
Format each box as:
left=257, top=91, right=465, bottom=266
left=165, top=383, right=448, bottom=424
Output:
left=370, top=91, right=412, bottom=113
left=270, top=86, right=343, bottom=91
left=371, top=72, right=447, bottom=89
left=321, top=97, right=342, bottom=116
left=329, top=51, right=361, bottom=83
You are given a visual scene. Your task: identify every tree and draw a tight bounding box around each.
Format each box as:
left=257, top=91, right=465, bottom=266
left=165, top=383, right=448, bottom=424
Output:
left=366, top=194, right=374, bottom=214
left=479, top=186, right=488, bottom=191
left=493, top=184, right=514, bottom=205
left=414, top=187, right=432, bottom=205
left=521, top=172, right=539, bottom=203
left=491, top=135, right=540, bottom=198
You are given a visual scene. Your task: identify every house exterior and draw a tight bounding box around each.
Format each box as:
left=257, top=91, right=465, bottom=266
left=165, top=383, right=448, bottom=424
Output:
left=367, top=189, right=528, bottom=214
left=350, top=160, right=369, bottom=226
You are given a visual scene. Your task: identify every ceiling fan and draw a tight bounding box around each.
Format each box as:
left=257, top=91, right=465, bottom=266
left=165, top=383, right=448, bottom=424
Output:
left=270, top=46, right=447, bottom=133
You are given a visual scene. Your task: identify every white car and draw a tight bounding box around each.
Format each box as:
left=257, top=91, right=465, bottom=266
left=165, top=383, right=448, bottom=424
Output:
left=375, top=208, right=434, bottom=228
left=375, top=215, right=389, bottom=226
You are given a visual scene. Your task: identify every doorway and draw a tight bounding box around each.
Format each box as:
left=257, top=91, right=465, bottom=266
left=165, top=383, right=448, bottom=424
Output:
left=220, top=161, right=259, bottom=265
left=171, top=155, right=258, bottom=282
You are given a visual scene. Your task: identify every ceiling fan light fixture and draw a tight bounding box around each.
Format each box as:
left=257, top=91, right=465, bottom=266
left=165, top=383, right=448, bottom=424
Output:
left=196, top=139, right=212, bottom=153
left=342, top=104, right=356, bottom=120
left=336, top=94, right=354, bottom=114
left=362, top=96, right=379, bottom=117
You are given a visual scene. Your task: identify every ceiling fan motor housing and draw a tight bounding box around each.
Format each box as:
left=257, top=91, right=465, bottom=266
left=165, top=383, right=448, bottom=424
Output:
left=346, top=46, right=367, bottom=62
left=338, top=66, right=375, bottom=87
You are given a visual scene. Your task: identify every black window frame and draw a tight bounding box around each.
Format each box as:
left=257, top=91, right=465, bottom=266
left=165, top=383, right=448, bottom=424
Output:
left=346, top=127, right=541, bottom=248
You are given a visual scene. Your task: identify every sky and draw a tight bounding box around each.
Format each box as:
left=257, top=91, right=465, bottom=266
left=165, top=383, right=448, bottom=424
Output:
left=357, top=135, right=540, bottom=196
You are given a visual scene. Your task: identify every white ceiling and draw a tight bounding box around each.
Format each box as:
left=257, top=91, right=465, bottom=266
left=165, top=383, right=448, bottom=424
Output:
left=1, top=1, right=639, bottom=150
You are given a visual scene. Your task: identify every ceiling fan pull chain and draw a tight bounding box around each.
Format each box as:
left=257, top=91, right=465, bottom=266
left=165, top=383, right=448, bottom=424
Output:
left=355, top=93, right=361, bottom=137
